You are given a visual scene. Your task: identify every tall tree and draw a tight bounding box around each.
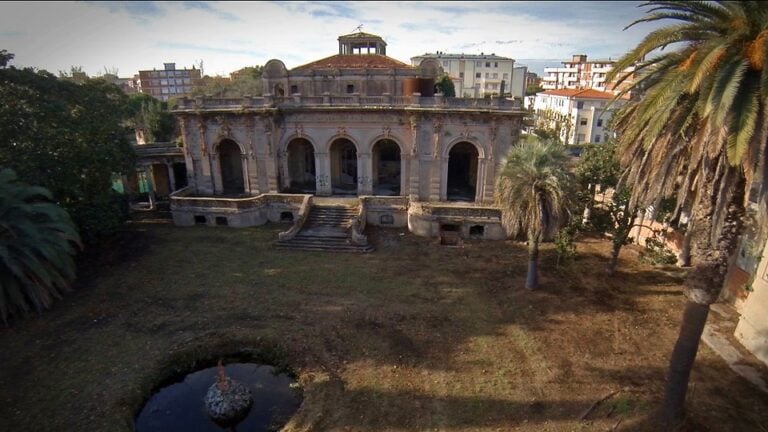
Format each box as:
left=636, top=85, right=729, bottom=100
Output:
left=435, top=74, right=456, bottom=97
left=495, top=139, right=573, bottom=289
left=0, top=65, right=135, bottom=243
left=0, top=169, right=81, bottom=324
left=607, top=1, right=768, bottom=426
left=575, top=141, right=621, bottom=223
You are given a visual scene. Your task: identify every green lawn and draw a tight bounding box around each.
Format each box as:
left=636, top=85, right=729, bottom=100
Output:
left=0, top=222, right=766, bottom=431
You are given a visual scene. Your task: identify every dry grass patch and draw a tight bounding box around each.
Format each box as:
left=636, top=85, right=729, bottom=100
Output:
left=0, top=224, right=765, bottom=431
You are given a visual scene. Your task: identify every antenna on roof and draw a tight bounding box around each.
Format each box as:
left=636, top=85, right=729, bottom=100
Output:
left=353, top=24, right=363, bottom=33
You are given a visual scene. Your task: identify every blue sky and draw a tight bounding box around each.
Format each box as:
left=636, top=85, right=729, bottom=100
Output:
left=0, top=1, right=666, bottom=77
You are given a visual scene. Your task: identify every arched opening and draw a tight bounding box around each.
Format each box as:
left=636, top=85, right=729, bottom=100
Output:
left=285, top=138, right=316, bottom=193
left=330, top=138, right=357, bottom=195
left=447, top=142, right=478, bottom=202
left=218, top=139, right=245, bottom=195
left=372, top=139, right=401, bottom=196
left=274, top=84, right=285, bottom=97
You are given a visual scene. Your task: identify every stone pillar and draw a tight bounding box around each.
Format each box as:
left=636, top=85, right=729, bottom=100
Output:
left=482, top=157, right=497, bottom=203
left=315, top=151, right=332, bottom=196
left=408, top=119, right=420, bottom=201
left=166, top=162, right=176, bottom=192
left=278, top=149, right=290, bottom=191
left=359, top=152, right=373, bottom=195
left=476, top=157, right=488, bottom=203
left=264, top=131, right=279, bottom=193
left=400, top=155, right=409, bottom=197
left=211, top=152, right=223, bottom=194
left=241, top=154, right=251, bottom=193
left=429, top=159, right=442, bottom=202
left=428, top=122, right=442, bottom=202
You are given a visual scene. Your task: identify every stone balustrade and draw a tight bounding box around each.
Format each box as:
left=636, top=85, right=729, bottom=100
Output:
left=175, top=93, right=522, bottom=111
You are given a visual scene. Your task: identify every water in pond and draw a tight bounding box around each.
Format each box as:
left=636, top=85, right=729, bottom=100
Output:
left=135, top=363, right=302, bottom=432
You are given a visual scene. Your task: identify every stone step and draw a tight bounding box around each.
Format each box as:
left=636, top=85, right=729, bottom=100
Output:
left=275, top=239, right=373, bottom=253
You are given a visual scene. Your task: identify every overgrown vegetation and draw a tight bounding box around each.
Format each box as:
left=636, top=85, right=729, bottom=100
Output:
left=608, top=1, right=768, bottom=425
left=496, top=139, right=573, bottom=289
left=190, top=65, right=263, bottom=98
left=434, top=74, right=456, bottom=97
left=0, top=169, right=81, bottom=323
left=0, top=53, right=136, bottom=243
left=1, top=224, right=765, bottom=431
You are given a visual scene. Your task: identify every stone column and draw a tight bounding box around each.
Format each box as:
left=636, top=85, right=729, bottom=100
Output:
left=278, top=149, right=290, bottom=191
left=241, top=154, right=251, bottom=194
left=358, top=152, right=373, bottom=195
left=264, top=131, right=279, bottom=193
left=408, top=117, right=420, bottom=201
left=428, top=121, right=442, bottom=202
left=197, top=118, right=215, bottom=195
left=476, top=157, right=488, bottom=203
left=166, top=162, right=176, bottom=192
left=315, top=151, right=332, bottom=196
left=211, top=152, right=223, bottom=194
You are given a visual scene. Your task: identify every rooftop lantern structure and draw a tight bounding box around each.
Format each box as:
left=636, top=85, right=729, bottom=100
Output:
left=338, top=31, right=387, bottom=56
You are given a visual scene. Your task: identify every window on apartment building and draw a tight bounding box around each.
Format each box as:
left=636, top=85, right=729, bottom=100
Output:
left=290, top=85, right=298, bottom=94
left=476, top=61, right=482, bottom=67
left=151, top=71, right=159, bottom=77
left=161, top=79, right=168, bottom=85
left=595, top=135, right=601, bottom=143
left=577, top=133, right=585, bottom=142
left=346, top=84, right=355, bottom=94
left=580, top=118, right=588, bottom=126
left=183, top=78, right=191, bottom=84
left=604, top=134, right=609, bottom=142
left=494, top=62, right=498, bottom=67
left=503, top=73, right=509, bottom=80
left=485, top=72, right=490, bottom=78
left=492, top=73, right=498, bottom=79
left=476, top=72, right=481, bottom=78
left=577, top=101, right=584, bottom=109
left=597, top=118, right=603, bottom=127
left=486, top=62, right=491, bottom=67
left=459, top=72, right=465, bottom=78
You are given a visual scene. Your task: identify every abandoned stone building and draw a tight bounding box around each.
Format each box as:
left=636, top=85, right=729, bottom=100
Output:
left=169, top=31, right=526, bottom=251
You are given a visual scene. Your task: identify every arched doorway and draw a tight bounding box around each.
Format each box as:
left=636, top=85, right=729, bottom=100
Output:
left=447, top=142, right=478, bottom=201
left=274, top=84, right=285, bottom=97
left=285, top=138, right=316, bottom=193
left=372, top=139, right=401, bottom=196
left=330, top=138, right=357, bottom=195
left=219, top=139, right=245, bottom=195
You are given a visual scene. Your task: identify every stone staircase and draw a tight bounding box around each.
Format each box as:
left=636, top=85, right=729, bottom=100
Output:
left=276, top=205, right=374, bottom=253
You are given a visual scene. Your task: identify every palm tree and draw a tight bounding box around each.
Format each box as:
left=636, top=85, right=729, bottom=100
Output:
left=607, top=1, right=768, bottom=426
left=495, top=139, right=573, bottom=289
left=0, top=168, right=81, bottom=324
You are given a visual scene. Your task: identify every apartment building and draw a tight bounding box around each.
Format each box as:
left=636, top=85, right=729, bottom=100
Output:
left=531, top=88, right=625, bottom=145
left=542, top=54, right=636, bottom=97
left=135, top=62, right=202, bottom=102
left=410, top=52, right=515, bottom=98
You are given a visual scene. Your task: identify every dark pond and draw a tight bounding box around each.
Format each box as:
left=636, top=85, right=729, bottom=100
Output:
left=135, top=363, right=302, bottom=432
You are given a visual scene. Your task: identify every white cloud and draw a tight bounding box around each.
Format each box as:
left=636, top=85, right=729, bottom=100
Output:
left=0, top=1, right=665, bottom=77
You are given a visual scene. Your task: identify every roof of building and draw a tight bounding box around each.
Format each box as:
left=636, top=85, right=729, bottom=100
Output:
left=539, top=88, right=616, bottom=99
left=291, top=54, right=411, bottom=71
left=411, top=52, right=514, bottom=61
left=338, top=31, right=385, bottom=40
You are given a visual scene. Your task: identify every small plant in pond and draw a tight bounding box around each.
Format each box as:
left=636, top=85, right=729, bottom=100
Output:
left=204, top=360, right=253, bottom=427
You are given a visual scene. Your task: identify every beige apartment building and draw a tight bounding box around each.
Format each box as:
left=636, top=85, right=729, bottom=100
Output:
left=135, top=62, right=202, bottom=102
left=542, top=54, right=636, bottom=97
left=409, top=52, right=517, bottom=98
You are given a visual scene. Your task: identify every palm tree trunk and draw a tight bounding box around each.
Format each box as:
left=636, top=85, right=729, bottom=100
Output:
left=660, top=171, right=745, bottom=427
left=526, top=233, right=539, bottom=290
left=607, top=241, right=621, bottom=275
left=662, top=301, right=709, bottom=424
left=679, top=222, right=693, bottom=267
